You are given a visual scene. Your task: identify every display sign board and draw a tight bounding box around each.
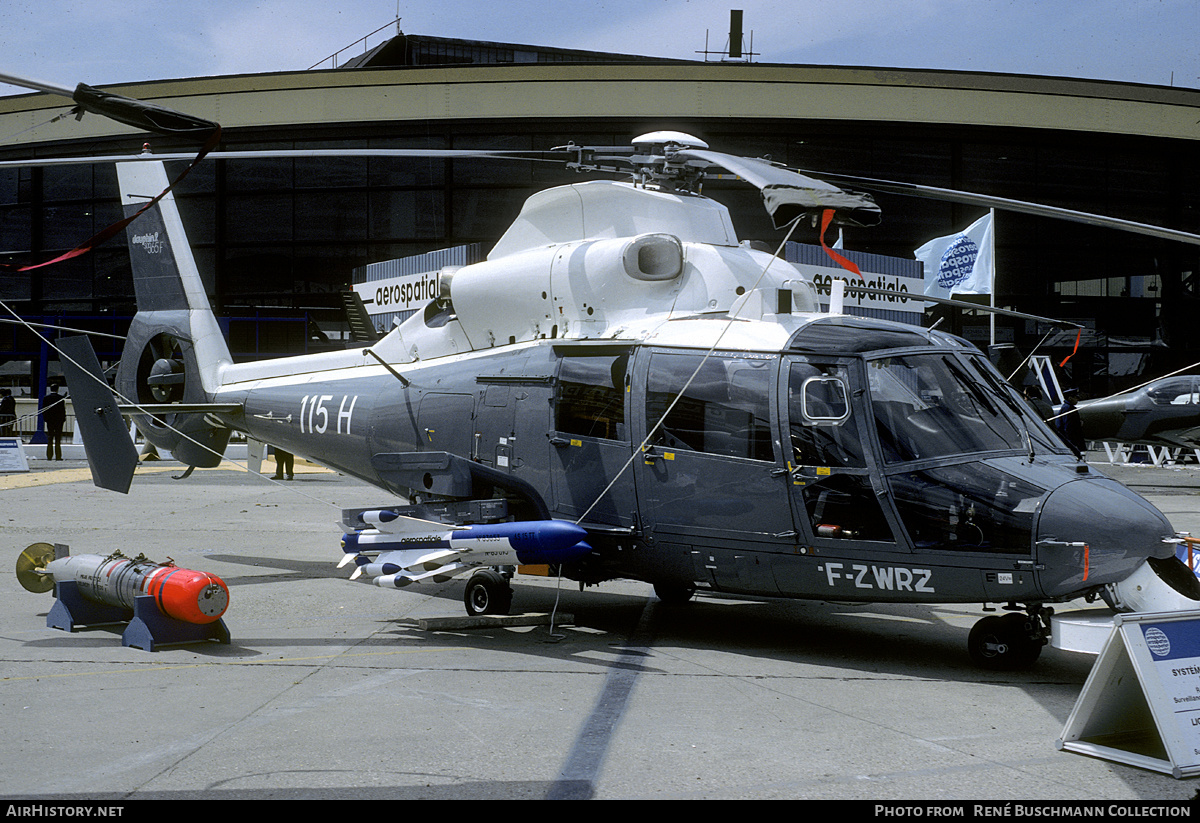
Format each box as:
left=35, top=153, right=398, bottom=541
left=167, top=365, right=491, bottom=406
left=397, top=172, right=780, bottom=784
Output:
left=1058, top=610, right=1200, bottom=778
left=353, top=270, right=441, bottom=317
left=784, top=242, right=925, bottom=327
left=808, top=268, right=927, bottom=317
left=0, top=438, right=29, bottom=473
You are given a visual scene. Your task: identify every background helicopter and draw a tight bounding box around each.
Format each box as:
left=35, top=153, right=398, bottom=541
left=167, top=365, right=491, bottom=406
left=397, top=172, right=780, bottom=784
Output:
left=1075, top=371, right=1200, bottom=453
left=8, top=79, right=1200, bottom=670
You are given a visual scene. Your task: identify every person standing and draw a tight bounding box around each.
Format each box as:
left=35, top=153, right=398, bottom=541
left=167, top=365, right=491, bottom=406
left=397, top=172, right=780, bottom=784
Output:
left=0, top=388, right=15, bottom=437
left=271, top=446, right=294, bottom=480
left=1055, top=388, right=1086, bottom=454
left=40, top=383, right=67, bottom=460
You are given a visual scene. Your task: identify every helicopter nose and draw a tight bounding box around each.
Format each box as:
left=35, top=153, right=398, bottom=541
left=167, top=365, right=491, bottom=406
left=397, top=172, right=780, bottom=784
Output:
left=1035, top=476, right=1175, bottom=598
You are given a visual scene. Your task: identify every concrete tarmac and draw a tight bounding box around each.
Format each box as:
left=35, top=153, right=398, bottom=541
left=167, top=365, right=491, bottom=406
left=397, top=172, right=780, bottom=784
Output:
left=2, top=453, right=1200, bottom=801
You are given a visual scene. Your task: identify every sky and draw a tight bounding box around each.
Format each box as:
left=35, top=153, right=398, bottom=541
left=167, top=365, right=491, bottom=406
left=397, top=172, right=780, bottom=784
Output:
left=0, top=0, right=1197, bottom=97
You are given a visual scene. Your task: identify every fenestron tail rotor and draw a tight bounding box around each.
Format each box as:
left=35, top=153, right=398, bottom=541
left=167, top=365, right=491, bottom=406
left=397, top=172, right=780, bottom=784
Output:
left=138, top=333, right=186, bottom=406
left=17, top=543, right=56, bottom=594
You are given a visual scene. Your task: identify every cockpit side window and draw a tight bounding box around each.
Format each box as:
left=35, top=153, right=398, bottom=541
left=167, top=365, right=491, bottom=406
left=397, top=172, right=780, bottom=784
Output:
left=556, top=353, right=628, bottom=441
left=801, top=377, right=850, bottom=423
left=646, top=352, right=775, bottom=461
left=788, top=362, right=864, bottom=468
left=1148, top=377, right=1198, bottom=406
left=958, top=354, right=1071, bottom=455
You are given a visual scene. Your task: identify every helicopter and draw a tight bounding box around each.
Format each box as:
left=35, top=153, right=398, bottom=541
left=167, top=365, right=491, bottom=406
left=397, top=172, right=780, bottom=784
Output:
left=11, top=80, right=1200, bottom=670
left=1075, top=372, right=1200, bottom=453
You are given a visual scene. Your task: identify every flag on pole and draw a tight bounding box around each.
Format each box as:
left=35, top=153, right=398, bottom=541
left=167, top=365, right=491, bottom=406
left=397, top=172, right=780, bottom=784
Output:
left=916, top=213, right=994, bottom=301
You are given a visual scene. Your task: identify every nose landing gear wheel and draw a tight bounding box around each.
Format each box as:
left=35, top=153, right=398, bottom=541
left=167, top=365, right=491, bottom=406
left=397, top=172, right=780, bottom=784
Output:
left=968, top=613, right=1044, bottom=670
left=464, top=570, right=513, bottom=617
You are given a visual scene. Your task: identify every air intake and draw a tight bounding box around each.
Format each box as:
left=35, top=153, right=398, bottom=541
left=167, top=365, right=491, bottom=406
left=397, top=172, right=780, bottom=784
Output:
left=622, top=234, right=683, bottom=281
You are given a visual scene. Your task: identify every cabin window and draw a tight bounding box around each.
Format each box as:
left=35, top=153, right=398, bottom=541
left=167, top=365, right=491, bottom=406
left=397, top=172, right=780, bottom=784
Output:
left=646, top=352, right=775, bottom=461
left=555, top=353, right=628, bottom=440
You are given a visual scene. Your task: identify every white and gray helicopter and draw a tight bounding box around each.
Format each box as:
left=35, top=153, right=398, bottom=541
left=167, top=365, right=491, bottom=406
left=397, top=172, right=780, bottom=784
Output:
left=9, top=78, right=1200, bottom=670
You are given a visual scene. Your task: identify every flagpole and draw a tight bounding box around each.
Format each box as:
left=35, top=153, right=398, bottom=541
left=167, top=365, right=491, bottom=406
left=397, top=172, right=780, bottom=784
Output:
left=989, top=208, right=996, bottom=347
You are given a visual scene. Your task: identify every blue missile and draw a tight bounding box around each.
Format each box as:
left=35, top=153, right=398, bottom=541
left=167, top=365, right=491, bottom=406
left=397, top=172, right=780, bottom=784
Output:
left=340, top=519, right=593, bottom=567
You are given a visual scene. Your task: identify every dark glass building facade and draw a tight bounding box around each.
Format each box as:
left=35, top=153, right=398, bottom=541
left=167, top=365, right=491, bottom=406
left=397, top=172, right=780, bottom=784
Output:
left=0, top=34, right=1197, bottom=396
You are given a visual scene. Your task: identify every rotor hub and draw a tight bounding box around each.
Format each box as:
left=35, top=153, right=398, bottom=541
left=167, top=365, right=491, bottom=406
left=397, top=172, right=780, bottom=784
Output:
left=628, top=132, right=711, bottom=192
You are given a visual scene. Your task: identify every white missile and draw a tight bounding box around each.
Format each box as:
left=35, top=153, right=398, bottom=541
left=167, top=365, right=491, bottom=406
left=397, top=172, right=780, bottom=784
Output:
left=339, top=519, right=592, bottom=586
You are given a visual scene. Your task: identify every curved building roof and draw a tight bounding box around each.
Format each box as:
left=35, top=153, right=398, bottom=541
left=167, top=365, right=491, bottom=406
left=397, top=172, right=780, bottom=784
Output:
left=2, top=62, right=1198, bottom=146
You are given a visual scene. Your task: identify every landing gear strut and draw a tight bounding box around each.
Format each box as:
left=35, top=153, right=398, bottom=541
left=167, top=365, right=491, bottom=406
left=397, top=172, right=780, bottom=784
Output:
left=967, top=606, right=1050, bottom=670
left=463, top=569, right=514, bottom=617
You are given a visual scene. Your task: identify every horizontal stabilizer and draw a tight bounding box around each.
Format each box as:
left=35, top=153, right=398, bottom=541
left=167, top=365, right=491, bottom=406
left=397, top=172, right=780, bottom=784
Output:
left=117, top=403, right=243, bottom=415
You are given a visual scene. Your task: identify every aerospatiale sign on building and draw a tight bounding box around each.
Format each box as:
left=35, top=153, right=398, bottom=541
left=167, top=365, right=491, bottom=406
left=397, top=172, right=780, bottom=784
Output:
left=784, top=243, right=925, bottom=326
left=352, top=245, right=483, bottom=331
left=354, top=242, right=925, bottom=330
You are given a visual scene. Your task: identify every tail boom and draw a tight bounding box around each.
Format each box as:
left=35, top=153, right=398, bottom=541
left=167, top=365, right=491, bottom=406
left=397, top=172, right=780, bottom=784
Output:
left=115, top=160, right=234, bottom=467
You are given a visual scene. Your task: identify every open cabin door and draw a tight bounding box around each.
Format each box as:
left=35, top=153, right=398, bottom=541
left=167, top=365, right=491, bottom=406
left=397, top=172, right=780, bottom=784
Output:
left=777, top=356, right=903, bottom=594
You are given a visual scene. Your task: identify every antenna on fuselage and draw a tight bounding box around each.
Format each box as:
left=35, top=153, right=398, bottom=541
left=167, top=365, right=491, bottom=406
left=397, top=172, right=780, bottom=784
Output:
left=828, top=279, right=846, bottom=315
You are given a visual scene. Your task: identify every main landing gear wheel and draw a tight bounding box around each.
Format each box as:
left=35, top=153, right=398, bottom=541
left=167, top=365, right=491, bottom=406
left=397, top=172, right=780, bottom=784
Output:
left=463, top=570, right=513, bottom=617
left=968, top=612, right=1044, bottom=670
left=653, top=581, right=697, bottom=605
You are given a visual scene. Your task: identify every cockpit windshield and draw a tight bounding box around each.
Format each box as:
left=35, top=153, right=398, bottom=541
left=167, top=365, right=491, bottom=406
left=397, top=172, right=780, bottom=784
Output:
left=868, top=353, right=1067, bottom=463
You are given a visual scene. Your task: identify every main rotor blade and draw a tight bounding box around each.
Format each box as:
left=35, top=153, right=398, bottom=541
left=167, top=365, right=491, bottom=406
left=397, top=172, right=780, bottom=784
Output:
left=72, top=84, right=219, bottom=137
left=0, top=70, right=76, bottom=97
left=0, top=317, right=124, bottom=340
left=0, top=72, right=219, bottom=137
left=0, top=149, right=564, bottom=169
left=850, top=286, right=1085, bottom=328
left=680, top=149, right=882, bottom=229
left=795, top=169, right=1200, bottom=247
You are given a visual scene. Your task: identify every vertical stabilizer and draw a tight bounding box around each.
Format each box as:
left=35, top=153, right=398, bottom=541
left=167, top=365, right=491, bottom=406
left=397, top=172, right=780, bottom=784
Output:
left=114, top=160, right=233, bottom=467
